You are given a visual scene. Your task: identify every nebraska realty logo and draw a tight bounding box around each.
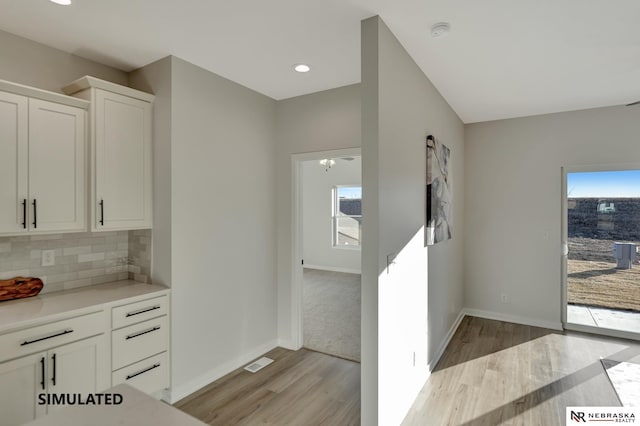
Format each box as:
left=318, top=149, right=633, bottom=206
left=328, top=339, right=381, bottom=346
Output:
left=567, top=407, right=637, bottom=423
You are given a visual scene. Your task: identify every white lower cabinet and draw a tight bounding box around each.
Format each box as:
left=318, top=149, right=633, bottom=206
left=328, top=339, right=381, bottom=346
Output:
left=110, top=295, right=170, bottom=398
left=112, top=351, right=169, bottom=396
left=0, top=352, right=47, bottom=426
left=0, top=333, right=107, bottom=426
left=45, top=335, right=108, bottom=414
left=0, top=287, right=170, bottom=425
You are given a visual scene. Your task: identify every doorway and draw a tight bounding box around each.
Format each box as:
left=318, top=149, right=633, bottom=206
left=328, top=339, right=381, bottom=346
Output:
left=291, top=148, right=362, bottom=361
left=562, top=166, right=640, bottom=339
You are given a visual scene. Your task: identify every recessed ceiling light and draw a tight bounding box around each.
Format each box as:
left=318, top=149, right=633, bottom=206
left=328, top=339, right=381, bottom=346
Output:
left=50, top=0, right=72, bottom=4
left=293, top=64, right=311, bottom=73
left=431, top=22, right=450, bottom=38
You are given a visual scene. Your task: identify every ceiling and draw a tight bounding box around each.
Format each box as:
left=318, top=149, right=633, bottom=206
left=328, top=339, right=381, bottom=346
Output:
left=1, top=0, right=639, bottom=123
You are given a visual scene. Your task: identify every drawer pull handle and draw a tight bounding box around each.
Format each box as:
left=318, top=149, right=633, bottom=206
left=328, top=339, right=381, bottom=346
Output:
left=125, top=305, right=161, bottom=317
left=21, top=329, right=74, bottom=346
left=126, top=326, right=160, bottom=340
left=126, top=363, right=160, bottom=380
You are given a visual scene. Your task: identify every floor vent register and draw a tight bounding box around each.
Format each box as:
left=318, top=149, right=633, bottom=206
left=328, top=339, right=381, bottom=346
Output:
left=243, top=357, right=274, bottom=373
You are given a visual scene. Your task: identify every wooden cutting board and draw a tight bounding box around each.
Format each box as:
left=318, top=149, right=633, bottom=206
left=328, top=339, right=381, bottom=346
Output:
left=0, top=277, right=44, bottom=302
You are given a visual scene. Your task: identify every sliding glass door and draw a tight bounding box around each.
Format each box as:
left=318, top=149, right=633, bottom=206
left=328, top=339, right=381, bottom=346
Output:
left=563, top=167, right=640, bottom=339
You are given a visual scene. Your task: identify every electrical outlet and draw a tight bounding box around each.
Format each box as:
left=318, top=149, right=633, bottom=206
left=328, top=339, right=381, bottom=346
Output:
left=41, top=250, right=55, bottom=267
left=500, top=293, right=508, bottom=303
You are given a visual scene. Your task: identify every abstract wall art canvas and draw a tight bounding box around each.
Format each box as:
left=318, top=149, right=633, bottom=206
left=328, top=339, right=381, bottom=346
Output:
left=426, top=135, right=452, bottom=245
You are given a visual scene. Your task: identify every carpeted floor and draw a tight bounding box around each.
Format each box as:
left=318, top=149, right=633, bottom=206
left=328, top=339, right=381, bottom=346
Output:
left=303, top=268, right=361, bottom=362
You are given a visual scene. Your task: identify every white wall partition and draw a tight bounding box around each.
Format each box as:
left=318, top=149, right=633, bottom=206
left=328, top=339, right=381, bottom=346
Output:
left=131, top=56, right=279, bottom=403
left=361, top=16, right=465, bottom=425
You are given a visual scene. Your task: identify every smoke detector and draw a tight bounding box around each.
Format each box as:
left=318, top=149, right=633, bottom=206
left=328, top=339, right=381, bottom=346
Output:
left=431, top=22, right=451, bottom=38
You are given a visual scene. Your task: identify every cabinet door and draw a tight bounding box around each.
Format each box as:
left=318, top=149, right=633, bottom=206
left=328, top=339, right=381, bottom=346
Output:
left=46, top=334, right=108, bottom=414
left=0, top=91, right=28, bottom=235
left=29, top=99, right=86, bottom=232
left=95, top=89, right=152, bottom=230
left=0, top=352, right=47, bottom=426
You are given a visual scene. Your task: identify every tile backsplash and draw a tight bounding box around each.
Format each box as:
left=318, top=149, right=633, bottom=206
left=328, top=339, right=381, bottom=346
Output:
left=128, top=229, right=151, bottom=283
left=0, top=230, right=152, bottom=294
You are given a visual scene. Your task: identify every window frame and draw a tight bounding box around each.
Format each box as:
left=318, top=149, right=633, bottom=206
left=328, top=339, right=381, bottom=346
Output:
left=332, top=185, right=362, bottom=249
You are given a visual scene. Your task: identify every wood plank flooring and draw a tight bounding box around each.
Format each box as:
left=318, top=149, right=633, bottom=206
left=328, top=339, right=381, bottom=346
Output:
left=403, top=316, right=640, bottom=426
left=175, top=347, right=360, bottom=426
left=175, top=317, right=639, bottom=426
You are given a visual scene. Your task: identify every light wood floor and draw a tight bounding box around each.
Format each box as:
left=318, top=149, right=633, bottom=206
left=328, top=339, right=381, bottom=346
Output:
left=175, top=347, right=360, bottom=426
left=175, top=317, right=640, bottom=426
left=403, top=316, right=640, bottom=426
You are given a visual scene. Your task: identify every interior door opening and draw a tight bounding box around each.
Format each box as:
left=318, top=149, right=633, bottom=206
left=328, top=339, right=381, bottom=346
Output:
left=292, top=149, right=362, bottom=362
left=563, top=168, right=640, bottom=338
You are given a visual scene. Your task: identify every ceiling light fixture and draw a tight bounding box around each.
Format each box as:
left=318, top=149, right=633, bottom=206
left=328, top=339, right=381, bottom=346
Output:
left=293, top=64, right=311, bottom=73
left=430, top=22, right=450, bottom=38
left=319, top=158, right=335, bottom=171
left=50, top=0, right=72, bottom=4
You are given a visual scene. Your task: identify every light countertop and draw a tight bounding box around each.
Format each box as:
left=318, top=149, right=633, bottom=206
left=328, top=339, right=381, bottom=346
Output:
left=21, top=384, right=206, bottom=426
left=0, top=281, right=169, bottom=334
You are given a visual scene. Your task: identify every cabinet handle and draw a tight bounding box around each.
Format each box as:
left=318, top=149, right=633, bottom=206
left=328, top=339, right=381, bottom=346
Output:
left=40, top=357, right=45, bottom=390
left=126, top=305, right=161, bottom=317
left=20, top=329, right=74, bottom=346
left=126, top=363, right=161, bottom=380
left=51, top=353, right=56, bottom=386
left=32, top=199, right=37, bottom=229
left=126, top=326, right=160, bottom=340
left=22, top=199, right=27, bottom=229
left=99, top=199, right=104, bottom=226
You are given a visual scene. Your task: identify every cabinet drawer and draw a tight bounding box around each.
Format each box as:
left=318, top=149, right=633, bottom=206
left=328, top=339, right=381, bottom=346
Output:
left=112, top=352, right=168, bottom=396
left=112, top=316, right=168, bottom=370
left=112, top=295, right=168, bottom=329
left=0, top=311, right=105, bottom=363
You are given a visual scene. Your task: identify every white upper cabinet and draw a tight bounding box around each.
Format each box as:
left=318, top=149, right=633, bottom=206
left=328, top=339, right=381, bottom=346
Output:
left=0, top=91, right=28, bottom=235
left=0, top=81, right=87, bottom=236
left=28, top=99, right=86, bottom=232
left=64, top=76, right=153, bottom=232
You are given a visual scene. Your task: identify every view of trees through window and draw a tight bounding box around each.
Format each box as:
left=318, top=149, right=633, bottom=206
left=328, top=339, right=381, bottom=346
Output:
left=333, top=186, right=362, bottom=247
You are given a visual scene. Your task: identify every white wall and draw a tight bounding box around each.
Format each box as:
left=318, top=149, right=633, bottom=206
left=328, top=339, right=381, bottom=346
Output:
left=129, top=57, right=172, bottom=289
left=464, top=105, right=640, bottom=329
left=0, top=29, right=127, bottom=92
left=361, top=16, right=465, bottom=426
left=131, top=56, right=279, bottom=402
left=302, top=157, right=361, bottom=273
left=275, top=84, right=361, bottom=348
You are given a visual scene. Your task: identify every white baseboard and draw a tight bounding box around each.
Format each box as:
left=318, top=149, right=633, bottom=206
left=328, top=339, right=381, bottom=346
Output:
left=427, top=310, right=465, bottom=372
left=303, top=264, right=361, bottom=274
left=166, top=339, right=278, bottom=404
left=462, top=308, right=563, bottom=331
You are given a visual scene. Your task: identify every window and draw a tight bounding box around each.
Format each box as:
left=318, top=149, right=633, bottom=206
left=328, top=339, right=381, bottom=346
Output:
left=333, top=186, right=362, bottom=248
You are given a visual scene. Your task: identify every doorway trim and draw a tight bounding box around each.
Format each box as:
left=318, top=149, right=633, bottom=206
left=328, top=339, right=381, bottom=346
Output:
left=290, top=147, right=361, bottom=349
left=561, top=163, right=640, bottom=341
